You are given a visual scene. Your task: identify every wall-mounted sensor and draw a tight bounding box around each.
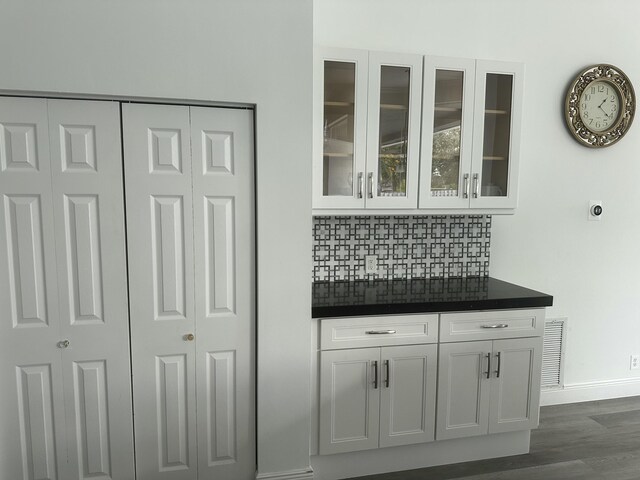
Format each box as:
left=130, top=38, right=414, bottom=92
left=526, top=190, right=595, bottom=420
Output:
left=589, top=200, right=603, bottom=221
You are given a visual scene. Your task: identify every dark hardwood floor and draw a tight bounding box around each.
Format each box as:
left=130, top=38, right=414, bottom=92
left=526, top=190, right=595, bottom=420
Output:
left=347, top=396, right=640, bottom=480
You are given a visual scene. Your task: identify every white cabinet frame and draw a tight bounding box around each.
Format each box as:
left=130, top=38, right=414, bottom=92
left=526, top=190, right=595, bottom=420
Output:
left=319, top=344, right=437, bottom=455
left=313, top=47, right=369, bottom=209
left=419, top=56, right=476, bottom=209
left=470, top=60, right=524, bottom=210
left=436, top=336, right=542, bottom=441
left=420, top=57, right=524, bottom=210
left=366, top=51, right=423, bottom=209
left=313, top=47, right=423, bottom=210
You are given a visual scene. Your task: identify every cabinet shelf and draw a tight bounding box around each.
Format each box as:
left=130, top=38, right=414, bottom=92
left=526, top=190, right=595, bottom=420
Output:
left=380, top=103, right=408, bottom=111
left=485, top=109, right=508, bottom=115
left=324, top=101, right=354, bottom=107
left=434, top=104, right=463, bottom=113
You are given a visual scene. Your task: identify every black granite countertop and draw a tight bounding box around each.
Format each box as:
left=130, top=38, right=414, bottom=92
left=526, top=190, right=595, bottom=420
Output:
left=312, top=277, right=553, bottom=318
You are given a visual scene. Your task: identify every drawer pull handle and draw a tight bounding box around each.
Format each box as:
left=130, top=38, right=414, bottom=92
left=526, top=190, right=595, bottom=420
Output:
left=481, top=324, right=509, bottom=329
left=366, top=330, right=397, bottom=335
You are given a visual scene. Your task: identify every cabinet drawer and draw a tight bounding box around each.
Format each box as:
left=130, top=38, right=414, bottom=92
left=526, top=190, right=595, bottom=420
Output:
left=439, top=309, right=544, bottom=342
left=320, top=314, right=438, bottom=350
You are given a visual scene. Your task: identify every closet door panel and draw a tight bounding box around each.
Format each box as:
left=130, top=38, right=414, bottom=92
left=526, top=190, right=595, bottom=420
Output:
left=0, top=98, right=59, bottom=337
left=190, top=107, right=255, bottom=480
left=48, top=100, right=134, bottom=480
left=123, top=103, right=197, bottom=480
left=0, top=97, right=68, bottom=480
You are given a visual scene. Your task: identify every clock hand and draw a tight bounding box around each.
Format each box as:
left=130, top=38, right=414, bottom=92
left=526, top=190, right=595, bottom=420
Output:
left=598, top=105, right=610, bottom=118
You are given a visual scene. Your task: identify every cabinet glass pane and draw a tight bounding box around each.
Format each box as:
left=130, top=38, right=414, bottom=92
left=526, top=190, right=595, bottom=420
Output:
left=377, top=66, right=410, bottom=197
left=431, top=70, right=464, bottom=197
left=481, top=73, right=513, bottom=197
left=323, top=61, right=356, bottom=197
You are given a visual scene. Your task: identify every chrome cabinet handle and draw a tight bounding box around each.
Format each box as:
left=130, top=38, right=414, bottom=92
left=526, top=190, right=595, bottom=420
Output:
left=384, top=360, right=390, bottom=388
left=57, top=340, right=70, bottom=349
left=463, top=173, right=470, bottom=199
left=481, top=324, right=509, bottom=329
left=495, top=352, right=502, bottom=378
left=484, top=352, right=491, bottom=379
left=357, top=172, right=363, bottom=199
left=373, top=361, right=378, bottom=389
left=367, top=172, right=373, bottom=199
left=365, top=330, right=397, bottom=335
left=473, top=173, right=479, bottom=198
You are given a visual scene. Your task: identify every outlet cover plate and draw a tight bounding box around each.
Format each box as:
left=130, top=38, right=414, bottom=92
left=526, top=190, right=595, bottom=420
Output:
left=365, top=255, right=378, bottom=274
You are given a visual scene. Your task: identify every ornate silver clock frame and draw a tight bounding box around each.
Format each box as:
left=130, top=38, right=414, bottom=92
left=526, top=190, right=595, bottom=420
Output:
left=565, top=64, right=635, bottom=148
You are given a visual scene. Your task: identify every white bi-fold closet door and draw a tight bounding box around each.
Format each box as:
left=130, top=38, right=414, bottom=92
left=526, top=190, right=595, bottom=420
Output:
left=122, top=104, right=255, bottom=480
left=0, top=97, right=134, bottom=480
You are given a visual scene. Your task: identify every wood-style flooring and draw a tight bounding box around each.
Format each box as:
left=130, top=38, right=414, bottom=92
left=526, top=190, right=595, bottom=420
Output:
left=347, top=396, right=640, bottom=480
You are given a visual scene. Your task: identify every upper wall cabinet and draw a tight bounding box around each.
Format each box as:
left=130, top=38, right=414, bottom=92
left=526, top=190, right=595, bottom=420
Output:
left=313, top=48, right=423, bottom=209
left=420, top=57, right=524, bottom=210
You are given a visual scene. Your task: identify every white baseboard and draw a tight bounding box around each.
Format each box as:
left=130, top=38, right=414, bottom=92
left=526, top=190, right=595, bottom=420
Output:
left=256, top=467, right=314, bottom=480
left=541, top=377, right=640, bottom=406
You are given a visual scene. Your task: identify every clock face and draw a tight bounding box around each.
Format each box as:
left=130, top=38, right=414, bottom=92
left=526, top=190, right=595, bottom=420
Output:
left=580, top=80, right=621, bottom=132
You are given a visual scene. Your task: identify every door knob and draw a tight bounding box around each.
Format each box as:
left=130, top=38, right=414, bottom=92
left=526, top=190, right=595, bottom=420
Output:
left=57, top=340, right=70, bottom=349
left=185, top=333, right=195, bottom=341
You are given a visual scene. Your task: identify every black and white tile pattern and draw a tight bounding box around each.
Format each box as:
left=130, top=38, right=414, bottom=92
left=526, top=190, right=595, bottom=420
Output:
left=312, top=215, right=491, bottom=281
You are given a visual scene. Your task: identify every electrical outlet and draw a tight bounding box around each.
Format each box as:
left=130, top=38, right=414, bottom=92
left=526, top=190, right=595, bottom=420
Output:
left=365, top=255, right=378, bottom=274
left=631, top=355, right=640, bottom=370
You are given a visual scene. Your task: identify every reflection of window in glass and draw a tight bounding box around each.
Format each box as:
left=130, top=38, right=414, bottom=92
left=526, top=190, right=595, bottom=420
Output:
left=377, top=66, right=410, bottom=197
left=431, top=125, right=461, bottom=196
left=431, top=69, right=463, bottom=197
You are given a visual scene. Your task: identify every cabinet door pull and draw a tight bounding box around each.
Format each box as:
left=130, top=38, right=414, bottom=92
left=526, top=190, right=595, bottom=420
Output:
left=367, top=172, right=374, bottom=199
left=384, top=359, right=390, bottom=388
left=473, top=173, right=479, bottom=198
left=481, top=324, right=509, bottom=329
left=365, top=330, right=397, bottom=335
left=495, top=352, right=502, bottom=378
left=373, top=360, right=379, bottom=389
left=357, top=172, right=363, bottom=199
left=463, top=173, right=470, bottom=199
left=484, top=352, right=491, bottom=379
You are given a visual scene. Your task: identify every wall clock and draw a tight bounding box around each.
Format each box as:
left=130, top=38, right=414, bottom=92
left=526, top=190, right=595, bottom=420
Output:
left=565, top=64, right=635, bottom=148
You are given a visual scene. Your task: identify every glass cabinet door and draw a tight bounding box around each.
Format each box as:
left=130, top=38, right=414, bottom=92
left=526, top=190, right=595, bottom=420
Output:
left=479, top=72, right=512, bottom=198
left=314, top=48, right=369, bottom=209
left=431, top=69, right=464, bottom=197
left=376, top=65, right=410, bottom=198
left=471, top=60, right=524, bottom=209
left=419, top=57, right=475, bottom=209
left=366, top=52, right=422, bottom=209
left=322, top=61, right=357, bottom=197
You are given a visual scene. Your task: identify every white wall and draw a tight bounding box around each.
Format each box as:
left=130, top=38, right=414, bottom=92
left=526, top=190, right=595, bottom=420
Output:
left=0, top=0, right=313, bottom=477
left=315, top=0, right=640, bottom=397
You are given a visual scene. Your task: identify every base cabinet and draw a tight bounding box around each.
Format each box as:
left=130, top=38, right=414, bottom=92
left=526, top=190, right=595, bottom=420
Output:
left=319, top=344, right=437, bottom=454
left=316, top=308, right=545, bottom=458
left=436, top=337, right=542, bottom=440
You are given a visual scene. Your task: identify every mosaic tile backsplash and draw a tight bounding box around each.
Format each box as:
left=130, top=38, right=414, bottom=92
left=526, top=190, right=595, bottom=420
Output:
left=312, top=215, right=491, bottom=282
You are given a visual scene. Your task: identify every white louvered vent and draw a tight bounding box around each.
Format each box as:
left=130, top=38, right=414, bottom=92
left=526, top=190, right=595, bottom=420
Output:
left=542, top=318, right=567, bottom=389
